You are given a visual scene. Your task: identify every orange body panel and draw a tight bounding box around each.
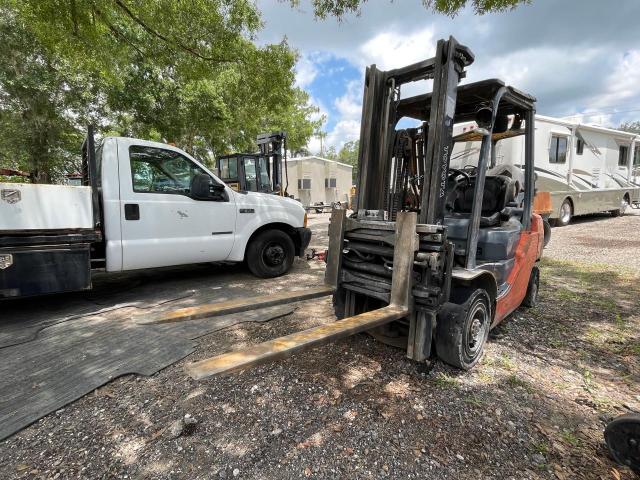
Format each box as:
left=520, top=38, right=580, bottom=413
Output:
left=493, top=214, right=544, bottom=325
left=533, top=191, right=553, bottom=216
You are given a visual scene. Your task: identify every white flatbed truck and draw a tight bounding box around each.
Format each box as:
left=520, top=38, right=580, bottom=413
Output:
left=0, top=129, right=311, bottom=298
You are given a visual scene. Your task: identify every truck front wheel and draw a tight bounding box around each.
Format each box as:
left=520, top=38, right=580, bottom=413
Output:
left=246, top=229, right=295, bottom=278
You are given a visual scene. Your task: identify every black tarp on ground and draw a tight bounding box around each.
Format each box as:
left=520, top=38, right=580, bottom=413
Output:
left=0, top=305, right=294, bottom=441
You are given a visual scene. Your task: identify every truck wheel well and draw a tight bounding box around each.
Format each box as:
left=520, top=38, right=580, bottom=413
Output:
left=245, top=223, right=299, bottom=259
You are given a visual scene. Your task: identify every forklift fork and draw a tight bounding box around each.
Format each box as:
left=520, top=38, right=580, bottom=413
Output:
left=140, top=210, right=418, bottom=378
left=188, top=210, right=416, bottom=378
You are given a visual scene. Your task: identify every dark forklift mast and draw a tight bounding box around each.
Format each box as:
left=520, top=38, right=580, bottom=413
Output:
left=256, top=131, right=288, bottom=195
left=355, top=36, right=473, bottom=219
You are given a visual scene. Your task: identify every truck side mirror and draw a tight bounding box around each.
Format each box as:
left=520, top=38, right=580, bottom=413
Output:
left=190, top=173, right=214, bottom=200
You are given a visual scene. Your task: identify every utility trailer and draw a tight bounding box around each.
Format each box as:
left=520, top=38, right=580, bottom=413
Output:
left=143, top=36, right=544, bottom=377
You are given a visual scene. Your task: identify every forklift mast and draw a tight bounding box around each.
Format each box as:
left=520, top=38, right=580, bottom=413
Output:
left=257, top=131, right=288, bottom=195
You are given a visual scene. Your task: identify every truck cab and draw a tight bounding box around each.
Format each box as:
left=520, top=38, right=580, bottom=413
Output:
left=0, top=135, right=311, bottom=298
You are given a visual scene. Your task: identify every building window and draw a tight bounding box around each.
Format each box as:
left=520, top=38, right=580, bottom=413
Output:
left=576, top=138, right=584, bottom=155
left=549, top=135, right=568, bottom=164
left=298, top=178, right=311, bottom=189
left=325, top=178, right=337, bottom=188
left=619, top=145, right=629, bottom=166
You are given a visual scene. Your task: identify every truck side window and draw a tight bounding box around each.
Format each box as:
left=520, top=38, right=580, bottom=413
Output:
left=130, top=146, right=211, bottom=195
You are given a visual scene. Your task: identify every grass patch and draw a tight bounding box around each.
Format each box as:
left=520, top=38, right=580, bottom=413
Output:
left=506, top=374, right=533, bottom=392
left=560, top=430, right=580, bottom=447
left=532, top=440, right=549, bottom=455
left=463, top=395, right=485, bottom=407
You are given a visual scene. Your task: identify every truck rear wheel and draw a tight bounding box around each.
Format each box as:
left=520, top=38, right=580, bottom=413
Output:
left=521, top=266, right=540, bottom=308
left=436, top=288, right=491, bottom=370
left=246, top=229, right=295, bottom=278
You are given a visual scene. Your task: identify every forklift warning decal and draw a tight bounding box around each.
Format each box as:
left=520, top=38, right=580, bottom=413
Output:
left=440, top=145, right=449, bottom=197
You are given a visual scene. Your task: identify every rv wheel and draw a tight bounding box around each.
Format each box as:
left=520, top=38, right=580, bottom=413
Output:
left=436, top=288, right=491, bottom=370
left=611, top=194, right=630, bottom=217
left=555, top=198, right=572, bottom=227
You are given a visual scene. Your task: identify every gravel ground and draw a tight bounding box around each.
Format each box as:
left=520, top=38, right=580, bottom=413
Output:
left=544, top=208, right=640, bottom=270
left=1, top=211, right=639, bottom=479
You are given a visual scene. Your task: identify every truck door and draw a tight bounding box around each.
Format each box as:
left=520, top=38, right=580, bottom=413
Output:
left=117, top=140, right=236, bottom=270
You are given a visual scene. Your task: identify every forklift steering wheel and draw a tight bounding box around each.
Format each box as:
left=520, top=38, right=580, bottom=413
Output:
left=448, top=168, right=471, bottom=186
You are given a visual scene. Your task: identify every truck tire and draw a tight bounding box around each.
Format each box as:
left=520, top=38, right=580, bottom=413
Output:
left=246, top=229, right=295, bottom=278
left=521, top=266, right=539, bottom=308
left=555, top=198, right=572, bottom=227
left=435, top=288, right=491, bottom=370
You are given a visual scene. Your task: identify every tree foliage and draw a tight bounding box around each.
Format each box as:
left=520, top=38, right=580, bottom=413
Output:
left=325, top=139, right=359, bottom=183
left=0, top=0, right=320, bottom=182
left=291, top=0, right=530, bottom=19
left=619, top=121, right=640, bottom=135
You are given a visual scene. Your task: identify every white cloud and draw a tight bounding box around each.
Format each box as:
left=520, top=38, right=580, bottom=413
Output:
left=295, top=54, right=319, bottom=88
left=357, top=27, right=437, bottom=70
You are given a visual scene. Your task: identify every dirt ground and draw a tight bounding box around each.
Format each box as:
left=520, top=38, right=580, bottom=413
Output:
left=1, top=210, right=639, bottom=479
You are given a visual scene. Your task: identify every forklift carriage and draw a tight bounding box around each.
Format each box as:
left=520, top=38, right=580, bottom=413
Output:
left=143, top=36, right=544, bottom=378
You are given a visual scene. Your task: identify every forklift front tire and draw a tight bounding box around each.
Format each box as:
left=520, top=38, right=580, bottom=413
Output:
left=521, top=266, right=540, bottom=308
left=436, top=288, right=491, bottom=371
left=246, top=229, right=295, bottom=278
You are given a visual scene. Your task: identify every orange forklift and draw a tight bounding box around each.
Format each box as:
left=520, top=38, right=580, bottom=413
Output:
left=143, top=36, right=545, bottom=377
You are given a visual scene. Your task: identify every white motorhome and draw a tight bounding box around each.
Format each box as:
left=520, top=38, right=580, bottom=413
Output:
left=452, top=115, right=640, bottom=225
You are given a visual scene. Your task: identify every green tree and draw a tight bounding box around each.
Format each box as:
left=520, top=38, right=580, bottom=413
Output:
left=290, top=0, right=530, bottom=19
left=619, top=121, right=640, bottom=135
left=336, top=140, right=359, bottom=183
left=1, top=0, right=319, bottom=181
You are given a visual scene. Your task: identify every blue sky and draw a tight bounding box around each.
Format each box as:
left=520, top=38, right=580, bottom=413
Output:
left=257, top=0, right=640, bottom=153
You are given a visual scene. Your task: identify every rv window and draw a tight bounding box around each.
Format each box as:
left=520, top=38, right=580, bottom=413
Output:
left=634, top=147, right=640, bottom=166
left=618, top=146, right=629, bottom=166
left=576, top=138, right=584, bottom=155
left=549, top=135, right=567, bottom=164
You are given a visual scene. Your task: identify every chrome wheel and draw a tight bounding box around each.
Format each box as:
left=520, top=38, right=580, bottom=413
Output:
left=560, top=202, right=571, bottom=224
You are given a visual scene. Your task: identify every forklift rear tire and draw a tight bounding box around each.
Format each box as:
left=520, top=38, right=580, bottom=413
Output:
left=436, top=288, right=491, bottom=370
left=521, top=266, right=540, bottom=308
left=246, top=229, right=295, bottom=278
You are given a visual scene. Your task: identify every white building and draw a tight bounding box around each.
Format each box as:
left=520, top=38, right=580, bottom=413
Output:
left=285, top=156, right=353, bottom=207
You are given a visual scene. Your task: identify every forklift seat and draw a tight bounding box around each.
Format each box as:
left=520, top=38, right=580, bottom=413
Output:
left=453, top=175, right=517, bottom=218
left=443, top=216, right=521, bottom=263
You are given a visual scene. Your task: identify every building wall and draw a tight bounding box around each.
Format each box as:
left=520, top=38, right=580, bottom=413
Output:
left=285, top=156, right=353, bottom=207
